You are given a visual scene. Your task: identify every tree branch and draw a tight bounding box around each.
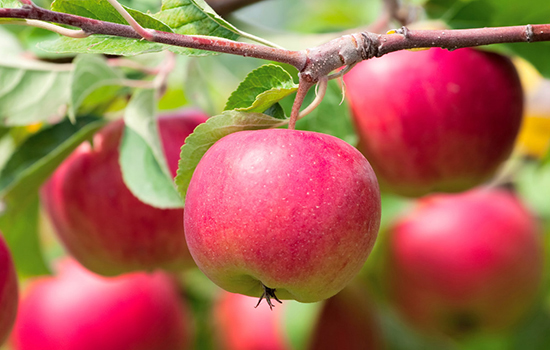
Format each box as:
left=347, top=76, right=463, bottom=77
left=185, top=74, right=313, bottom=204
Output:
left=0, top=5, right=307, bottom=70
left=1, top=5, right=550, bottom=94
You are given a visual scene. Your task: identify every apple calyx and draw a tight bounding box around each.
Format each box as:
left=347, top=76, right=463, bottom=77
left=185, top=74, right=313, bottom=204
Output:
left=255, top=284, right=283, bottom=310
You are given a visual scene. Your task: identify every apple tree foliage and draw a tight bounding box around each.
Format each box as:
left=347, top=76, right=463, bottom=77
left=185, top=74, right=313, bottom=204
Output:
left=0, top=0, right=550, bottom=349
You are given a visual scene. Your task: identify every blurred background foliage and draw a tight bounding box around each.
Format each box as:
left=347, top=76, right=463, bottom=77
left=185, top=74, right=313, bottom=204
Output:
left=1, top=0, right=550, bottom=349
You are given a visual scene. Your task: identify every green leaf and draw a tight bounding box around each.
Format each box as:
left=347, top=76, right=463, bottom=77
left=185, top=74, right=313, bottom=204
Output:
left=424, top=0, right=550, bottom=78
left=69, top=54, right=124, bottom=121
left=0, top=58, right=71, bottom=126
left=156, top=0, right=238, bottom=37
left=225, top=64, right=298, bottom=118
left=51, top=0, right=173, bottom=31
left=120, top=88, right=183, bottom=209
left=39, top=35, right=170, bottom=56
left=40, top=0, right=241, bottom=56
left=0, top=195, right=48, bottom=277
left=39, top=0, right=180, bottom=56
left=0, top=116, right=107, bottom=277
left=175, top=110, right=286, bottom=202
left=155, top=0, right=240, bottom=55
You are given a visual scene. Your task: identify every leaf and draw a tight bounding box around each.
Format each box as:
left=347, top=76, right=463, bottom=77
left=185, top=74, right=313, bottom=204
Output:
left=69, top=54, right=124, bottom=121
left=175, top=111, right=286, bottom=202
left=225, top=64, right=298, bottom=118
left=51, top=0, right=173, bottom=32
left=155, top=0, right=240, bottom=55
left=424, top=0, right=550, bottom=78
left=120, top=88, right=183, bottom=209
left=0, top=58, right=71, bottom=126
left=0, top=116, right=107, bottom=277
left=39, top=35, right=169, bottom=56
left=41, top=0, right=239, bottom=56
left=40, top=0, right=176, bottom=56
left=0, top=195, right=48, bottom=277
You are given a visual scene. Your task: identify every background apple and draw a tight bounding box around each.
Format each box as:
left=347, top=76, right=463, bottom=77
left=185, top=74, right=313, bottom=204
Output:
left=344, top=48, right=524, bottom=197
left=9, top=258, right=191, bottom=350
left=213, top=291, right=290, bottom=350
left=41, top=109, right=208, bottom=276
left=212, top=282, right=385, bottom=350
left=384, top=188, right=543, bottom=336
left=0, top=233, right=17, bottom=346
left=184, top=129, right=381, bottom=304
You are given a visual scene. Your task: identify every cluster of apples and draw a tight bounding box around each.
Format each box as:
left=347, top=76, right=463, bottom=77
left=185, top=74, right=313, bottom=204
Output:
left=0, top=46, right=544, bottom=348
left=344, top=47, right=543, bottom=338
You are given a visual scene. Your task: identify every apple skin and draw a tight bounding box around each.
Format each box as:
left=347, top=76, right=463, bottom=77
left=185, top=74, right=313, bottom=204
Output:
left=213, top=284, right=385, bottom=350
left=344, top=48, right=524, bottom=197
left=10, top=258, right=191, bottom=350
left=385, top=188, right=543, bottom=336
left=41, top=110, right=208, bottom=276
left=0, top=233, right=18, bottom=346
left=184, top=129, right=381, bottom=303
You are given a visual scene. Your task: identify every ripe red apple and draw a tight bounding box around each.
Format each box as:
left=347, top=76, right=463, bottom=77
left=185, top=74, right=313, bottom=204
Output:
left=385, top=188, right=543, bottom=336
left=10, top=258, right=191, bottom=350
left=344, top=48, right=524, bottom=197
left=0, top=233, right=18, bottom=346
left=213, top=284, right=385, bottom=350
left=184, top=129, right=381, bottom=304
left=41, top=109, right=208, bottom=275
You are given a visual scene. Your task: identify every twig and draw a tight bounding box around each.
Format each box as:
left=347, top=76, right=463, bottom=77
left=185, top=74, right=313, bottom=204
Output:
left=105, top=0, right=154, bottom=40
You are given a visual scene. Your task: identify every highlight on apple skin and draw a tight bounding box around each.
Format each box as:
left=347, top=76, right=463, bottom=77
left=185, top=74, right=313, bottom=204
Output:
left=0, top=233, right=18, bottom=346
left=9, top=258, right=192, bottom=350
left=184, top=129, right=381, bottom=305
left=41, top=109, right=208, bottom=276
left=384, top=188, right=544, bottom=337
left=344, top=48, right=524, bottom=197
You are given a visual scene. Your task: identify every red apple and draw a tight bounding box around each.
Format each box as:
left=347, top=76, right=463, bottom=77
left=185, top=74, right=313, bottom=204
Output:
left=10, top=258, right=191, bottom=350
left=344, top=48, right=524, bottom=197
left=184, top=129, right=381, bottom=304
left=41, top=109, right=208, bottom=275
left=0, top=233, right=18, bottom=346
left=385, top=188, right=543, bottom=336
left=213, top=284, right=385, bottom=350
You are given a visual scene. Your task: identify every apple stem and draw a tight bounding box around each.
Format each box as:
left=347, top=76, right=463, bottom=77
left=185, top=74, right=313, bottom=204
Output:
left=288, top=79, right=315, bottom=130
left=255, top=284, right=282, bottom=310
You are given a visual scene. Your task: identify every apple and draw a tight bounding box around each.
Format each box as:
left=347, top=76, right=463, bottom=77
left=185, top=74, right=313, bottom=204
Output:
left=0, top=233, right=18, bottom=346
left=184, top=129, right=381, bottom=305
left=10, top=258, right=191, bottom=350
left=384, top=188, right=543, bottom=336
left=213, top=283, right=384, bottom=350
left=344, top=48, right=524, bottom=197
left=41, top=109, right=208, bottom=276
